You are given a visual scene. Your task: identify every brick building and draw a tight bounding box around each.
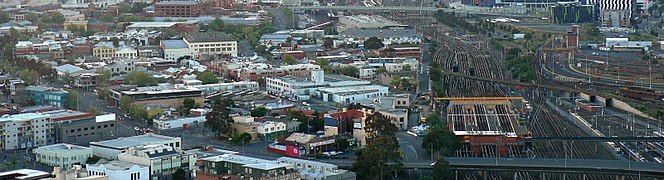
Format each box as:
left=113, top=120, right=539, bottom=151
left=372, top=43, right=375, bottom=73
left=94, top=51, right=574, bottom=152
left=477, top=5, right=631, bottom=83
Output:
left=154, top=1, right=201, bottom=17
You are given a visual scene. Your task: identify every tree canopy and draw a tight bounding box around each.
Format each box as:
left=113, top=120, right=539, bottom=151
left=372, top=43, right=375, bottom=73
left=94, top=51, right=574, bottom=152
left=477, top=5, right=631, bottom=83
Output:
left=205, top=98, right=234, bottom=138
left=197, top=71, right=219, bottom=84
left=352, top=136, right=403, bottom=179
left=364, top=112, right=399, bottom=141
left=363, top=37, right=384, bottom=49
left=125, top=71, right=158, bottom=87
left=422, top=126, right=461, bottom=157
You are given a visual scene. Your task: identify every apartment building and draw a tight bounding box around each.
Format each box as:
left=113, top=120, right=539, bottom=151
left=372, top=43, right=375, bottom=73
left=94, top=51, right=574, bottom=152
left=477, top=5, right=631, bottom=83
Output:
left=154, top=1, right=201, bottom=17
left=184, top=32, right=238, bottom=58
left=0, top=113, right=51, bottom=150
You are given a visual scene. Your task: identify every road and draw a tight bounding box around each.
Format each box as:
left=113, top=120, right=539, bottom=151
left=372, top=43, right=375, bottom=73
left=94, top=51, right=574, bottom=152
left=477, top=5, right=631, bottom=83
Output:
left=418, top=43, right=430, bottom=94
left=267, top=7, right=292, bottom=31
left=395, top=132, right=428, bottom=162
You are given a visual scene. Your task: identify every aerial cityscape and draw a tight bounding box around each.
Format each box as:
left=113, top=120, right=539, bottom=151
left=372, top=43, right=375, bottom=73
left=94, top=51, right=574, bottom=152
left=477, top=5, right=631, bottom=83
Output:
left=0, top=0, right=662, bottom=179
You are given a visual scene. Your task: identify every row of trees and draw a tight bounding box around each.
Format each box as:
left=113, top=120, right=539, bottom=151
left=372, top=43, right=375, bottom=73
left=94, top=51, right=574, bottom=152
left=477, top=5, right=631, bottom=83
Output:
left=421, top=113, right=460, bottom=180
left=203, top=18, right=276, bottom=48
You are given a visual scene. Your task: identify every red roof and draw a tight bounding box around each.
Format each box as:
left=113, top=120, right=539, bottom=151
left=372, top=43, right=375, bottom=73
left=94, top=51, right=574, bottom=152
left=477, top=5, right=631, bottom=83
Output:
left=330, top=109, right=366, bottom=120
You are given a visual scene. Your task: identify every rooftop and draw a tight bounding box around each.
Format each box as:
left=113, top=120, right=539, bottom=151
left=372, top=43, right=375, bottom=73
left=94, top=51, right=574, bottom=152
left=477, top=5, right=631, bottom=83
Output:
left=0, top=112, right=50, bottom=122
left=185, top=32, right=235, bottom=43
left=156, top=1, right=198, bottom=5
left=126, top=22, right=180, bottom=28
left=26, top=85, right=68, bottom=94
left=342, top=28, right=421, bottom=39
left=0, top=169, right=50, bottom=179
left=34, top=143, right=90, bottom=153
left=89, top=160, right=146, bottom=171
left=446, top=99, right=521, bottom=137
left=91, top=133, right=179, bottom=149
left=161, top=40, right=189, bottom=49
left=55, top=64, right=85, bottom=74
left=202, top=154, right=291, bottom=170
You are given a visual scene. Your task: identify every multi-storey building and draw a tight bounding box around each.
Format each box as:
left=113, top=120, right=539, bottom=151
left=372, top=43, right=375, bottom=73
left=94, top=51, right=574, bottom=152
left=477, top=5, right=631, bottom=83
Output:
left=92, top=42, right=117, bottom=60
left=160, top=40, right=191, bottom=61
left=54, top=114, right=118, bottom=145
left=184, top=32, right=238, bottom=58
left=0, top=113, right=52, bottom=150
left=109, top=83, right=203, bottom=108
left=26, top=86, right=69, bottom=108
left=117, top=144, right=196, bottom=179
left=33, top=143, right=93, bottom=169
left=154, top=1, right=201, bottom=17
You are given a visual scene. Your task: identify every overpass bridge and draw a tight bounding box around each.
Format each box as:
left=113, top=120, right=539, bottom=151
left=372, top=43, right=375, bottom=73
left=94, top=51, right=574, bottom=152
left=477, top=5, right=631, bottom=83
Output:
left=322, top=157, right=664, bottom=178
left=288, top=6, right=538, bottom=18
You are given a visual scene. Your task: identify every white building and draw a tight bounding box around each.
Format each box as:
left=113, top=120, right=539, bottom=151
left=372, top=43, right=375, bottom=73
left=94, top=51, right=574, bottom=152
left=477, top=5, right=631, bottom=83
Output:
left=0, top=113, right=51, bottom=150
left=257, top=121, right=287, bottom=135
left=277, top=157, right=356, bottom=180
left=605, top=38, right=653, bottom=51
left=160, top=40, right=191, bottom=61
left=266, top=69, right=326, bottom=101
left=317, top=85, right=389, bottom=105
left=193, top=81, right=259, bottom=94
left=33, top=143, right=93, bottom=169
left=184, top=32, right=238, bottom=58
left=105, top=58, right=138, bottom=75
left=89, top=134, right=182, bottom=159
left=87, top=160, right=149, bottom=180
left=154, top=116, right=205, bottom=130
left=117, top=144, right=196, bottom=180
left=115, top=46, right=138, bottom=59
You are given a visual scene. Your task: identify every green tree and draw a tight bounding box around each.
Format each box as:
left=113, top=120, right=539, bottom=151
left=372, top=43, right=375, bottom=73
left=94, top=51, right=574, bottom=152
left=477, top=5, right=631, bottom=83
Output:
left=179, top=98, right=198, bottom=116
left=432, top=158, right=454, bottom=180
left=25, top=13, right=39, bottom=23
left=119, top=96, right=133, bottom=111
left=425, top=113, right=443, bottom=127
left=196, top=71, right=219, bottom=84
left=66, top=90, right=81, bottom=110
left=99, top=13, right=115, bottom=22
left=87, top=106, right=101, bottom=115
left=352, top=136, right=403, bottom=179
left=205, top=98, right=234, bottom=138
left=129, top=104, right=148, bottom=121
left=376, top=66, right=387, bottom=74
left=337, top=66, right=359, bottom=77
left=422, top=126, right=461, bottom=157
left=283, top=54, right=297, bottom=65
left=364, top=112, right=399, bottom=140
left=172, top=168, right=187, bottom=180
left=0, top=11, right=11, bottom=24
left=240, top=132, right=252, bottom=145
left=402, top=64, right=412, bottom=72
left=50, top=12, right=66, bottom=24
left=363, top=37, right=384, bottom=49
left=125, top=71, right=157, bottom=87
left=335, top=137, right=350, bottom=151
left=250, top=106, right=268, bottom=117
